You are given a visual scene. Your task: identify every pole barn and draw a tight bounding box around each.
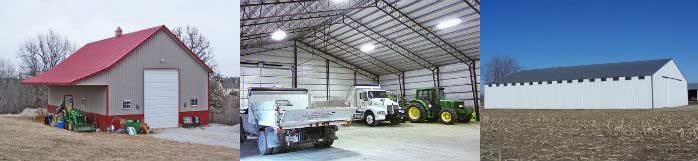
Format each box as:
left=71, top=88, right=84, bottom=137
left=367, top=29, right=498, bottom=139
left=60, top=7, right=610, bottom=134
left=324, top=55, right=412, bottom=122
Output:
left=485, top=59, right=688, bottom=109
left=22, top=25, right=213, bottom=130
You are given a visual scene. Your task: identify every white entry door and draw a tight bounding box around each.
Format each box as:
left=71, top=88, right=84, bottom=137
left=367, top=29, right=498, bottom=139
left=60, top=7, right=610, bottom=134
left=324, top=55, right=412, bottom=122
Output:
left=144, top=69, right=179, bottom=128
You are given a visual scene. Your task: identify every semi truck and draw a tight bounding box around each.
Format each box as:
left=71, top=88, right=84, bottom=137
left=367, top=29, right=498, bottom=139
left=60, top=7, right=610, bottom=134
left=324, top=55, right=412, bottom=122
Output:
left=240, top=87, right=356, bottom=155
left=346, top=84, right=405, bottom=126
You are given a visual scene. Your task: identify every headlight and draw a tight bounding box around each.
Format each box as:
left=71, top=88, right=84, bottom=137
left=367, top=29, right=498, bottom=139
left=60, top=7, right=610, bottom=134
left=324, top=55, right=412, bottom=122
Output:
left=459, top=105, right=464, bottom=108
left=428, top=104, right=432, bottom=108
left=378, top=111, right=385, bottom=115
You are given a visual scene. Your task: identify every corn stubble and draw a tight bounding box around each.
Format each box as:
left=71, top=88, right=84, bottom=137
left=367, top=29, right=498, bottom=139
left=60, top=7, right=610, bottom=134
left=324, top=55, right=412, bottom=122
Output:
left=481, top=105, right=698, bottom=160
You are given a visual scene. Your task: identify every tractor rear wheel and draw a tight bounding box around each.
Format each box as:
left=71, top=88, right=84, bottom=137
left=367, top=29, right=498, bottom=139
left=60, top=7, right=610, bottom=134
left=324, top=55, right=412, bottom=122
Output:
left=439, top=108, right=458, bottom=125
left=406, top=103, right=427, bottom=123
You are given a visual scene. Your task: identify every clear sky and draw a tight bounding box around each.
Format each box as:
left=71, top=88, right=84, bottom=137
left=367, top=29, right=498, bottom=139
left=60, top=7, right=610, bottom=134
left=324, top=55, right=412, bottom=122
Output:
left=0, top=0, right=240, bottom=77
left=482, top=0, right=698, bottom=82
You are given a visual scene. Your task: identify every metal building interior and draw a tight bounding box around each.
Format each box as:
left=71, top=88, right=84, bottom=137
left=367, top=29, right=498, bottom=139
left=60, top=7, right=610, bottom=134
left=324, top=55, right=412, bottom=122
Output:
left=240, top=0, right=481, bottom=118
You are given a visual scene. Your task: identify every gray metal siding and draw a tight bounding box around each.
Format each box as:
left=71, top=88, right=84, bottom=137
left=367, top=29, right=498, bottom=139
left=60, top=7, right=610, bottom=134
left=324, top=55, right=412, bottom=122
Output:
left=48, top=86, right=107, bottom=115
left=77, top=31, right=209, bottom=115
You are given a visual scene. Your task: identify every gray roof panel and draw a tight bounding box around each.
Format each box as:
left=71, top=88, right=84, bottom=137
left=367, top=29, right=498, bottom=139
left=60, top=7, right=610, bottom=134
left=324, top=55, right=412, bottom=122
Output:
left=689, top=83, right=698, bottom=90
left=494, top=59, right=672, bottom=84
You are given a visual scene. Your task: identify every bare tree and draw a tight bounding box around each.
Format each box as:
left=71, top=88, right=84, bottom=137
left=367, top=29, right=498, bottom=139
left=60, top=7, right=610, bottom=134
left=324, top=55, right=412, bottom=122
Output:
left=0, top=58, right=16, bottom=79
left=484, top=56, right=522, bottom=84
left=172, top=26, right=216, bottom=70
left=16, top=30, right=75, bottom=78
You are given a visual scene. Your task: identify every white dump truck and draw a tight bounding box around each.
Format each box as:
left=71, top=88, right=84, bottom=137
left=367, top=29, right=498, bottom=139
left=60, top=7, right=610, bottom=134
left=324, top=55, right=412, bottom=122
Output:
left=240, top=87, right=356, bottom=155
left=347, top=84, right=405, bottom=126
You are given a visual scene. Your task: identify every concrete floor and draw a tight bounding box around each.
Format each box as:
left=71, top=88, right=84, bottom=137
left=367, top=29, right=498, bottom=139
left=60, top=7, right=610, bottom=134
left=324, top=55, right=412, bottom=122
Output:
left=241, top=121, right=480, bottom=161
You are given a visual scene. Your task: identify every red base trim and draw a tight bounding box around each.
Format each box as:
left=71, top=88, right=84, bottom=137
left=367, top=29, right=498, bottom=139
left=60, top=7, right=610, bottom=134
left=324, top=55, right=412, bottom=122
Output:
left=47, top=104, right=57, bottom=114
left=46, top=108, right=209, bottom=131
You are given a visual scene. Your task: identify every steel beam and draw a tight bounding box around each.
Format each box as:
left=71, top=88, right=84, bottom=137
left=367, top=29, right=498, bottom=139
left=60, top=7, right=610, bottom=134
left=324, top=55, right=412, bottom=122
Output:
left=293, top=42, right=299, bottom=88
left=375, top=0, right=476, bottom=66
left=340, top=15, right=435, bottom=70
left=468, top=60, right=480, bottom=121
left=295, top=41, right=377, bottom=80
left=463, top=0, right=481, bottom=15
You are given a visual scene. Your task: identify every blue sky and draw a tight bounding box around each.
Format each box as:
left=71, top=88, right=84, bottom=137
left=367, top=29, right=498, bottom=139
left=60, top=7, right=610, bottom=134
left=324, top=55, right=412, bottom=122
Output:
left=482, top=0, right=698, bottom=82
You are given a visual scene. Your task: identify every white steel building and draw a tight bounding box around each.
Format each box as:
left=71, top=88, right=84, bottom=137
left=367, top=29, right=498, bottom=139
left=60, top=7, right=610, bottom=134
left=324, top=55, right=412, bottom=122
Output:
left=485, top=59, right=688, bottom=109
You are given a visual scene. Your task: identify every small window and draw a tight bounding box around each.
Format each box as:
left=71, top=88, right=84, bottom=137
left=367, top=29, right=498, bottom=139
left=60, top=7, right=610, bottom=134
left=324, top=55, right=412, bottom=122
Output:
left=81, top=98, right=87, bottom=107
left=557, top=80, right=563, bottom=83
left=520, top=82, right=524, bottom=85
left=538, top=81, right=543, bottom=84
left=512, top=83, right=516, bottom=86
left=503, top=83, right=507, bottom=86
left=578, top=79, right=583, bottom=82
left=590, top=78, right=596, bottom=82
left=639, top=76, right=646, bottom=80
left=529, top=82, right=533, bottom=85
left=613, top=77, right=620, bottom=81
left=547, top=81, right=552, bottom=84
left=488, top=84, right=492, bottom=87
left=625, top=76, right=632, bottom=80
left=567, top=80, right=572, bottom=83
left=496, top=84, right=500, bottom=87
left=190, top=98, right=199, bottom=107
left=601, top=78, right=607, bottom=81
left=122, top=100, right=132, bottom=110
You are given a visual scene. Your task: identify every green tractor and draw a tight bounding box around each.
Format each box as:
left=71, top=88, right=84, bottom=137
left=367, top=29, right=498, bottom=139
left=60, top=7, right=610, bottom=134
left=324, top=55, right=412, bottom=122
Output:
left=61, top=95, right=97, bottom=132
left=404, top=87, right=475, bottom=125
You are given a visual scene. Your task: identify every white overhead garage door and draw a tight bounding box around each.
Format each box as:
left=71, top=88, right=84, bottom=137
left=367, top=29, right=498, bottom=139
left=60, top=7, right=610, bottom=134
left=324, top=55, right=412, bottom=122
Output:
left=144, top=69, right=179, bottom=128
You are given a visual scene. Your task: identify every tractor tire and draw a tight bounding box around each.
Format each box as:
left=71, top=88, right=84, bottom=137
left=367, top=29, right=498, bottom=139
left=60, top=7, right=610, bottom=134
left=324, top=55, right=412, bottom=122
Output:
left=240, top=118, right=247, bottom=143
left=462, top=112, right=473, bottom=123
left=257, top=131, right=273, bottom=155
left=365, top=112, right=378, bottom=127
left=406, top=103, right=427, bottom=123
left=438, top=108, right=458, bottom=125
left=68, top=121, right=74, bottom=131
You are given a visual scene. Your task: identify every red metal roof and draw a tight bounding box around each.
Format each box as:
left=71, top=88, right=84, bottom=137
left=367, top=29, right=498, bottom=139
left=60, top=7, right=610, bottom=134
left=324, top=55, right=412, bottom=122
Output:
left=21, top=25, right=213, bottom=85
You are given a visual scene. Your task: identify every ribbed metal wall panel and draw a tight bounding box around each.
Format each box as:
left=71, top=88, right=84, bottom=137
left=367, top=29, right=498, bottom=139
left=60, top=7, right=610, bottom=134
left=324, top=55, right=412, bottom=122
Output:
left=77, top=31, right=209, bottom=115
left=379, top=62, right=480, bottom=105
left=652, top=60, right=688, bottom=108
left=240, top=48, right=375, bottom=110
left=48, top=86, right=107, bottom=115
left=485, top=60, right=687, bottom=109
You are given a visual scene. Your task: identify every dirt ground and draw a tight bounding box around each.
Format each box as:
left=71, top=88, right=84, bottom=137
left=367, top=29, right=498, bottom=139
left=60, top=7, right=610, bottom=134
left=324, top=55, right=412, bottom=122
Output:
left=241, top=121, right=480, bottom=161
left=481, top=105, right=698, bottom=160
left=0, top=117, right=239, bottom=161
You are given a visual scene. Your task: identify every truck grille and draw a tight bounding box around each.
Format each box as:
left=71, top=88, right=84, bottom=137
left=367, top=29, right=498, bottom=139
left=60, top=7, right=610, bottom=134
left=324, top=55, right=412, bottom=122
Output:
left=387, top=105, right=399, bottom=114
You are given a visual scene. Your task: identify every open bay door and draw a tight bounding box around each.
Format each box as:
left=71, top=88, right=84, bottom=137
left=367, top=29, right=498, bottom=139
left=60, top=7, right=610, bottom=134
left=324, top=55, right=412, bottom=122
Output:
left=144, top=69, right=179, bottom=128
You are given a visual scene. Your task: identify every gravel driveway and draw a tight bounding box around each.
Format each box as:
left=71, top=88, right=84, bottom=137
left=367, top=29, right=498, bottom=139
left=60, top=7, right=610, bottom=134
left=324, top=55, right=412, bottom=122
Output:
left=150, top=124, right=240, bottom=149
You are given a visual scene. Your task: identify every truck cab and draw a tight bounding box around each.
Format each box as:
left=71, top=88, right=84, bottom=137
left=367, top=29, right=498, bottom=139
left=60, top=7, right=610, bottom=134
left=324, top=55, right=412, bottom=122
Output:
left=347, top=84, right=405, bottom=126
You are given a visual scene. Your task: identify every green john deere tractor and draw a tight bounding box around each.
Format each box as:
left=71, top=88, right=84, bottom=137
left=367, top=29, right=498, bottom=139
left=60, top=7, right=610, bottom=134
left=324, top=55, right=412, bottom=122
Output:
left=404, top=87, right=475, bottom=125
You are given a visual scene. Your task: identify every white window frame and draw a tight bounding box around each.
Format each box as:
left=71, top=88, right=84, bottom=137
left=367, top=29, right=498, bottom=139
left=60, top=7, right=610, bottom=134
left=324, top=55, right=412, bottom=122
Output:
left=81, top=97, right=87, bottom=107
left=122, top=99, right=132, bottom=110
left=190, top=97, right=199, bottom=107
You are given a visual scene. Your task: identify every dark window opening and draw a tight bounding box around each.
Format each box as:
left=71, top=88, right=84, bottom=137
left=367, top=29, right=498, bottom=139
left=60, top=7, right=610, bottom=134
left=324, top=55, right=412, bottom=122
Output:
left=538, top=81, right=543, bottom=84
left=520, top=82, right=524, bottom=85
left=590, top=79, right=596, bottom=82
left=557, top=80, right=563, bottom=83
left=639, top=76, right=646, bottom=79
left=601, top=78, right=607, bottom=81
left=578, top=79, right=583, bottom=82
left=613, top=77, right=620, bottom=81
left=547, top=81, right=552, bottom=84
left=567, top=80, right=573, bottom=83
left=529, top=82, right=533, bottom=85
left=625, top=76, right=632, bottom=80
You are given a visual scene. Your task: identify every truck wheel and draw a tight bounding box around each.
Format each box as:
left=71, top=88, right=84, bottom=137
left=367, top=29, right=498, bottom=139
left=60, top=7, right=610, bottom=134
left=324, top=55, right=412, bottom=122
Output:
left=438, top=108, right=457, bottom=125
left=314, top=140, right=334, bottom=148
left=240, top=118, right=246, bottom=143
left=257, top=131, right=273, bottom=155
left=406, top=103, right=427, bottom=123
left=365, top=112, right=378, bottom=127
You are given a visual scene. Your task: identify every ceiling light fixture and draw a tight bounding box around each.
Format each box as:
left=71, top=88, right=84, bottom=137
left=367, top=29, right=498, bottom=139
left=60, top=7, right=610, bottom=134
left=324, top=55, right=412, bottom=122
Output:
left=436, top=18, right=462, bottom=29
left=270, top=30, right=287, bottom=41
left=360, top=44, right=375, bottom=52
